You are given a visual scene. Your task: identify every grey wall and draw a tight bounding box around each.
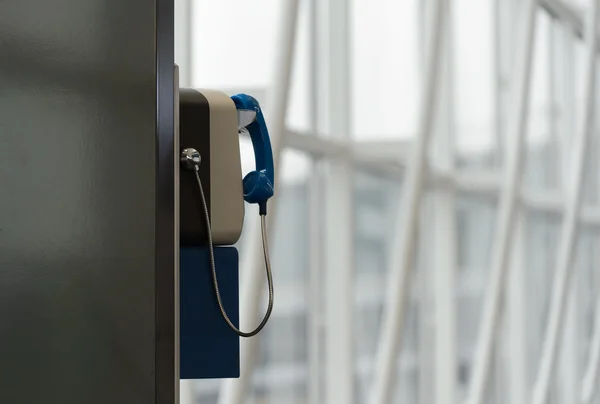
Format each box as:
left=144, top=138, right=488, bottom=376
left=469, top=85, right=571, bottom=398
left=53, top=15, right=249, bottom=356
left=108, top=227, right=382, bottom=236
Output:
left=0, top=0, right=175, bottom=403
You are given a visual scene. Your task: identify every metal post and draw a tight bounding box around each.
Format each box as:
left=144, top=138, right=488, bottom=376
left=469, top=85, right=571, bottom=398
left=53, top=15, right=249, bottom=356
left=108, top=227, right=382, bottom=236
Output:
left=531, top=1, right=600, bottom=403
left=368, top=1, right=447, bottom=403
left=323, top=0, right=354, bottom=401
left=218, top=1, right=301, bottom=403
left=559, top=280, right=579, bottom=403
left=432, top=0, right=457, bottom=402
left=308, top=0, right=324, bottom=403
left=581, top=297, right=600, bottom=403
left=431, top=157, right=458, bottom=404
left=506, top=216, right=527, bottom=404
left=308, top=169, right=324, bottom=404
left=580, top=54, right=600, bottom=404
left=464, top=1, right=538, bottom=403
left=323, top=163, right=353, bottom=404
left=502, top=3, right=527, bottom=404
left=556, top=19, right=577, bottom=404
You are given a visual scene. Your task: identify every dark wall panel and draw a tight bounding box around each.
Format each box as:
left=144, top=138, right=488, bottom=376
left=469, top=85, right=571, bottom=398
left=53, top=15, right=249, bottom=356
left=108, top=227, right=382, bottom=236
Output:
left=0, top=0, right=174, bottom=403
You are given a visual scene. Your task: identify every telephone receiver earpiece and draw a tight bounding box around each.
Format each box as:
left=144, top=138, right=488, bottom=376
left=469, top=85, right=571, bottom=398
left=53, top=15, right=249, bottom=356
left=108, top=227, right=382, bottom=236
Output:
left=231, top=94, right=274, bottom=215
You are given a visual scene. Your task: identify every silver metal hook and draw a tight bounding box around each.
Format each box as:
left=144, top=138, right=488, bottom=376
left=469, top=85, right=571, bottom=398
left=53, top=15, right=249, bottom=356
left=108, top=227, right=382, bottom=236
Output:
left=181, top=148, right=201, bottom=171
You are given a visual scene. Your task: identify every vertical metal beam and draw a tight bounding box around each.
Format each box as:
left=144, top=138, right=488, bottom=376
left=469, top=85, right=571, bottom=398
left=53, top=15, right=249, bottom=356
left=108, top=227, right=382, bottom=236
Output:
left=431, top=136, right=458, bottom=402
left=494, top=0, right=514, bottom=169
left=308, top=0, right=320, bottom=135
left=308, top=170, right=324, bottom=404
left=502, top=3, right=527, bottom=404
left=418, top=5, right=436, bottom=401
left=506, top=216, right=527, bottom=404
left=581, top=44, right=600, bottom=404
left=559, top=279, right=579, bottom=403
left=307, top=0, right=324, bottom=402
left=368, top=1, right=447, bottom=403
left=218, top=1, right=301, bottom=403
left=323, top=163, right=353, bottom=404
left=581, top=297, right=600, bottom=403
left=327, top=0, right=351, bottom=138
left=432, top=0, right=457, bottom=402
left=493, top=0, right=502, bottom=168
left=557, top=21, right=577, bottom=404
left=464, top=1, right=538, bottom=403
left=323, top=0, right=354, bottom=401
left=531, top=2, right=600, bottom=403
left=418, top=231, right=436, bottom=404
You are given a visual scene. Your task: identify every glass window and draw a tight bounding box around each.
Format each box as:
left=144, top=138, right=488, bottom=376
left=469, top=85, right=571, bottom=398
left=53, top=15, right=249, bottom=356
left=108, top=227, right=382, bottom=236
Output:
left=179, top=2, right=600, bottom=404
left=455, top=195, right=496, bottom=396
left=524, top=212, right=560, bottom=383
left=524, top=11, right=555, bottom=192
left=456, top=196, right=496, bottom=273
left=191, top=0, right=281, bottom=88
left=453, top=0, right=497, bottom=167
left=258, top=313, right=309, bottom=366
left=354, top=171, right=402, bottom=276
left=351, top=0, right=421, bottom=140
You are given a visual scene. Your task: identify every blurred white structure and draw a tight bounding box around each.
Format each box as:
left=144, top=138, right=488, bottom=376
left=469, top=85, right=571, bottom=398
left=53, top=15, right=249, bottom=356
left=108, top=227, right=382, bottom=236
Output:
left=176, top=0, right=600, bottom=403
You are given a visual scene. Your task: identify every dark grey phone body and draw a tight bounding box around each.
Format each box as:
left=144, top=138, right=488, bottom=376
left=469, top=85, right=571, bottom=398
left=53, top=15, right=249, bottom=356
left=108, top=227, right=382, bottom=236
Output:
left=179, top=89, right=244, bottom=247
left=0, top=0, right=176, bottom=403
left=180, top=89, right=212, bottom=245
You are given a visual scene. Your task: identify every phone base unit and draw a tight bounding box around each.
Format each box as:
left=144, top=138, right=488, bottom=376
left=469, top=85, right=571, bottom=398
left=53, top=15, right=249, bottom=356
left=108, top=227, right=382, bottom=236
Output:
left=180, top=247, right=240, bottom=379
left=178, top=89, right=244, bottom=379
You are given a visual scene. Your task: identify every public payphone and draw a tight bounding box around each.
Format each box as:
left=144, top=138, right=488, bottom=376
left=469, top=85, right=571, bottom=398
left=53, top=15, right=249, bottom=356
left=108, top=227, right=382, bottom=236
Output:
left=177, top=87, right=275, bottom=379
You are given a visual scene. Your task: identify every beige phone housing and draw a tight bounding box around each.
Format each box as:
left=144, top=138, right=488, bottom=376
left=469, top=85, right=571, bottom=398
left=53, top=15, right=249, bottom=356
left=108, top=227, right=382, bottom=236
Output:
left=179, top=88, right=245, bottom=246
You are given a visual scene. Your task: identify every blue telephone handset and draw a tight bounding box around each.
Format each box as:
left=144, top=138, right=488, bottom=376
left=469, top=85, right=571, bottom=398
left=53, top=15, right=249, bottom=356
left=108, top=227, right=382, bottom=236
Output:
left=230, top=94, right=274, bottom=216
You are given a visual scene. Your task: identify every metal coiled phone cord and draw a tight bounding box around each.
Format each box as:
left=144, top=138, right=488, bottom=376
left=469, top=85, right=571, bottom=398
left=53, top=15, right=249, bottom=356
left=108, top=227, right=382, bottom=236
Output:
left=193, top=165, right=274, bottom=338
